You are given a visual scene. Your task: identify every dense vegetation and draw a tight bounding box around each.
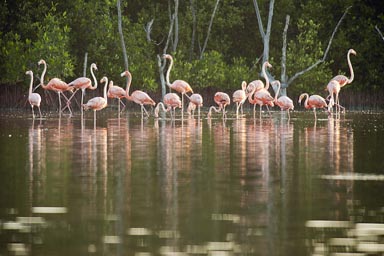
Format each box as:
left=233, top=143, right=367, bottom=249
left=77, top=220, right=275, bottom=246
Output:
left=1, top=0, right=383, bottom=103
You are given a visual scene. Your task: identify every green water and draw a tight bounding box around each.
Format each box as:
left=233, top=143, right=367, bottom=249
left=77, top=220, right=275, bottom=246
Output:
left=0, top=110, right=383, bottom=255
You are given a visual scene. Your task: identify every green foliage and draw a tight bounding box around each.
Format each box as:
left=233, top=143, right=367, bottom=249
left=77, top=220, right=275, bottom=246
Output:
left=0, top=0, right=383, bottom=99
left=286, top=18, right=333, bottom=95
left=31, top=10, right=74, bottom=79
left=0, top=32, right=31, bottom=84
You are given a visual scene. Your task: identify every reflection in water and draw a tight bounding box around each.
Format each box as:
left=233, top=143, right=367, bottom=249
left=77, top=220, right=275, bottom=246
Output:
left=3, top=112, right=384, bottom=255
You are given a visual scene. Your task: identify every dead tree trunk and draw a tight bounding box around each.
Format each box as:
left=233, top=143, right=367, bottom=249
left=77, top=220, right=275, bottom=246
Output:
left=281, top=6, right=351, bottom=92
left=172, top=0, right=179, bottom=52
left=157, top=15, right=175, bottom=99
left=117, top=0, right=129, bottom=71
left=252, top=0, right=275, bottom=83
left=200, top=0, right=221, bottom=59
left=189, top=0, right=197, bottom=60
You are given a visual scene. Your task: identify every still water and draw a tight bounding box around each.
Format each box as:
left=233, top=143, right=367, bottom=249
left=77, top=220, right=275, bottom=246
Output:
left=0, top=110, right=383, bottom=255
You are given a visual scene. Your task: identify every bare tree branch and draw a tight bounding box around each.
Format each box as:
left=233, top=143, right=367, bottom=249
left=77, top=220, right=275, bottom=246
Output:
left=375, top=25, right=384, bottom=41
left=280, top=15, right=290, bottom=94
left=286, top=6, right=351, bottom=86
left=117, top=0, right=129, bottom=70
left=200, top=0, right=221, bottom=59
left=252, top=0, right=265, bottom=39
left=157, top=14, right=175, bottom=98
left=172, top=0, right=179, bottom=52
left=189, top=0, right=197, bottom=60
left=144, top=19, right=154, bottom=43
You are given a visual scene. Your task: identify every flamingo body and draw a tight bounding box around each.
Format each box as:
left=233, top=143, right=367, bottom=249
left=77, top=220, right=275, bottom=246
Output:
left=299, top=93, right=329, bottom=119
left=26, top=70, right=42, bottom=118
left=121, top=71, right=156, bottom=118
left=38, top=59, right=73, bottom=114
left=187, top=93, right=203, bottom=118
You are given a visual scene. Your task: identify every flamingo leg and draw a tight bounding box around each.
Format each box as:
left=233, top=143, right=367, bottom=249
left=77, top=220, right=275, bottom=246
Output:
left=142, top=105, right=150, bottom=118
left=181, top=93, right=184, bottom=120
left=313, top=108, right=317, bottom=120
left=38, top=106, right=42, bottom=118
left=198, top=106, right=200, bottom=120
left=236, top=103, right=239, bottom=119
left=93, top=110, right=97, bottom=127
left=31, top=106, right=35, bottom=119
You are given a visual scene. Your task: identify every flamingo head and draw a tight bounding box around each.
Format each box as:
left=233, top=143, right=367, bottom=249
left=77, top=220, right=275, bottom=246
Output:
left=100, top=76, right=108, bottom=84
left=108, top=81, right=114, bottom=88
left=349, top=49, right=357, bottom=56
left=25, top=70, right=32, bottom=76
left=162, top=54, right=172, bottom=60
left=120, top=70, right=131, bottom=78
left=264, top=61, right=272, bottom=69
left=38, top=59, right=45, bottom=65
left=91, top=63, right=98, bottom=70
left=298, top=94, right=305, bottom=104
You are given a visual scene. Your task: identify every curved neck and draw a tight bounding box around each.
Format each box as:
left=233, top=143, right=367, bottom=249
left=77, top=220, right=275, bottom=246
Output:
left=103, top=78, right=108, bottom=100
left=90, top=65, right=98, bottom=89
left=40, top=61, right=47, bottom=88
left=274, top=82, right=281, bottom=102
left=155, top=102, right=167, bottom=117
left=262, top=62, right=270, bottom=90
left=241, top=81, right=247, bottom=91
left=28, top=72, right=33, bottom=96
left=208, top=106, right=221, bottom=115
left=248, top=87, right=257, bottom=104
left=303, top=93, right=309, bottom=109
left=347, top=51, right=354, bottom=83
left=165, top=57, right=173, bottom=87
left=125, top=72, right=132, bottom=98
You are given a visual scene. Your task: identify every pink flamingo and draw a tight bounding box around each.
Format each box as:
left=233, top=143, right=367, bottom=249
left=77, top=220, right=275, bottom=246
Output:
left=207, top=92, right=230, bottom=119
left=82, top=76, right=108, bottom=126
left=38, top=59, right=73, bottom=114
left=67, top=63, right=98, bottom=113
left=326, top=79, right=341, bottom=113
left=232, top=81, right=247, bottom=119
left=272, top=80, right=294, bottom=119
left=330, top=49, right=356, bottom=87
left=247, top=61, right=273, bottom=92
left=121, top=71, right=156, bottom=119
left=26, top=70, right=42, bottom=118
left=187, top=93, right=203, bottom=119
left=162, top=54, right=194, bottom=118
left=298, top=93, right=329, bottom=120
left=326, top=49, right=356, bottom=113
left=248, top=61, right=274, bottom=116
left=154, top=93, right=181, bottom=119
left=107, top=80, right=126, bottom=114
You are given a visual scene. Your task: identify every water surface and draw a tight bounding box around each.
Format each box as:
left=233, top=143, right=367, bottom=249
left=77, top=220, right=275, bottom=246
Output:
left=0, top=110, right=383, bottom=255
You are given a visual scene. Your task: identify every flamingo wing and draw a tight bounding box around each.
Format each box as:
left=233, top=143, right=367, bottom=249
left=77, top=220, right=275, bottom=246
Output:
left=29, top=93, right=41, bottom=106
left=68, top=77, right=91, bottom=89
left=131, top=90, right=155, bottom=106
left=108, top=86, right=126, bottom=99
left=83, top=97, right=107, bottom=111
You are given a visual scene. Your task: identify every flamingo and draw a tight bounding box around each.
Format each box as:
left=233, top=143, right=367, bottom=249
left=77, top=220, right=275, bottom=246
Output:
left=121, top=71, right=156, bottom=119
left=272, top=80, right=294, bottom=119
left=67, top=63, right=98, bottom=113
left=330, top=49, right=356, bottom=87
left=82, top=76, right=108, bottom=126
left=25, top=70, right=42, bottom=118
left=162, top=54, right=194, bottom=119
left=154, top=93, right=181, bottom=119
left=207, top=92, right=230, bottom=119
left=326, top=79, right=341, bottom=113
left=247, top=61, right=273, bottom=92
left=232, top=81, right=247, bottom=119
left=247, top=83, right=273, bottom=118
left=186, top=93, right=203, bottom=119
left=107, top=80, right=126, bottom=114
left=327, top=49, right=356, bottom=113
left=298, top=93, right=329, bottom=120
left=249, top=61, right=274, bottom=116
left=38, top=59, right=73, bottom=114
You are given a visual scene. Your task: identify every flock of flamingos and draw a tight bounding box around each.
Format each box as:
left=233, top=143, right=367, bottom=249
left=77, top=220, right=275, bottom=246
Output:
left=25, top=49, right=356, bottom=122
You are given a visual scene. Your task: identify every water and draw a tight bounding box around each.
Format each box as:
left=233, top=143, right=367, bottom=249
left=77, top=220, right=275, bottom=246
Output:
left=0, top=110, right=383, bottom=255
